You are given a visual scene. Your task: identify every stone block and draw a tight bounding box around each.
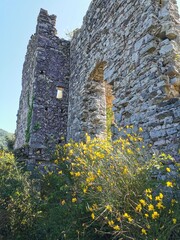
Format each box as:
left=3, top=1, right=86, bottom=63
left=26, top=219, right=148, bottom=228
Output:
left=159, top=44, right=174, bottom=55
left=150, top=129, right=166, bottom=139
left=154, top=139, right=166, bottom=146
left=143, top=14, right=158, bottom=31
left=134, top=37, right=144, bottom=51
left=159, top=6, right=169, bottom=18
left=140, top=41, right=157, bottom=55
left=166, top=128, right=177, bottom=135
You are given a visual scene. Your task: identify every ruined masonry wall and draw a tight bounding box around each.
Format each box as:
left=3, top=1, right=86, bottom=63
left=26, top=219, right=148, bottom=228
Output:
left=14, top=35, right=38, bottom=149
left=15, top=9, right=70, bottom=161
left=68, top=0, right=180, bottom=157
left=15, top=1, right=180, bottom=161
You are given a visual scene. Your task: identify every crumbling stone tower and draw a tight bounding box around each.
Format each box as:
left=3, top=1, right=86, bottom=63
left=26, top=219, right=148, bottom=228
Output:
left=14, top=9, right=70, bottom=161
left=15, top=0, right=180, bottom=162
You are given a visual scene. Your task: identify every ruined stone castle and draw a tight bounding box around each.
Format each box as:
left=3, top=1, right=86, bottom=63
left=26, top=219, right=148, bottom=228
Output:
left=14, top=0, right=180, bottom=162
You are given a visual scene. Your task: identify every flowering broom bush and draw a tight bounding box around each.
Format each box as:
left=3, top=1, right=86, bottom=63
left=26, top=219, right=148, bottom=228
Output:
left=0, top=129, right=179, bottom=240
left=54, top=133, right=180, bottom=240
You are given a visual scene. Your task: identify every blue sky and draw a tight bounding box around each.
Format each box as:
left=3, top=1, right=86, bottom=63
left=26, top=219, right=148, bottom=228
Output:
left=0, top=0, right=91, bottom=133
left=0, top=1, right=180, bottom=133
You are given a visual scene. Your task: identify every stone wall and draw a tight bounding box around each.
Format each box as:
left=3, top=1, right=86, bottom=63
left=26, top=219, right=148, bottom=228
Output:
left=15, top=9, right=70, bottom=161
left=14, top=34, right=37, bottom=149
left=68, top=0, right=180, bottom=157
left=15, top=1, right=180, bottom=161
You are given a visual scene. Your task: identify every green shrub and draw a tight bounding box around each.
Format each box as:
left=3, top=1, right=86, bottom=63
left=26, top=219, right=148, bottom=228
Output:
left=54, top=134, right=180, bottom=240
left=0, top=129, right=179, bottom=240
left=0, top=151, right=41, bottom=239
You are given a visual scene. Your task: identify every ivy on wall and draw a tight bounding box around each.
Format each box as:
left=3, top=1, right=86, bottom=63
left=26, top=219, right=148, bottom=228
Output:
left=25, top=96, right=33, bottom=143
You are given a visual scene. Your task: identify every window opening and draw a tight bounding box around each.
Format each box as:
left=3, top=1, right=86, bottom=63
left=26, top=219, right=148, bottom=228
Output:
left=87, top=61, right=114, bottom=139
left=56, top=87, right=63, bottom=99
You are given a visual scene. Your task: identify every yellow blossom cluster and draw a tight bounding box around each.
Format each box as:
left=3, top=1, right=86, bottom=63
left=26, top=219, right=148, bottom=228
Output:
left=53, top=134, right=179, bottom=239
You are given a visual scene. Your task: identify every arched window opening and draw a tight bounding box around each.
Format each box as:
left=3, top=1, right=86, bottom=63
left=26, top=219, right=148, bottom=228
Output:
left=86, top=61, right=114, bottom=139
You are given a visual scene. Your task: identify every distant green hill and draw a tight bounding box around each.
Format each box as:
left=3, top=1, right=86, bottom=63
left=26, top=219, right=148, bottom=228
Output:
left=0, top=129, right=14, bottom=150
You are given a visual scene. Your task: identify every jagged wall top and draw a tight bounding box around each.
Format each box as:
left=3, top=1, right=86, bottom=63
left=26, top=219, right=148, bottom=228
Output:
left=36, top=8, right=57, bottom=36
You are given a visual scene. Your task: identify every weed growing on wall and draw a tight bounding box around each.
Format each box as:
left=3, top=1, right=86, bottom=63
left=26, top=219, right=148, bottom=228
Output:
left=25, top=101, right=33, bottom=143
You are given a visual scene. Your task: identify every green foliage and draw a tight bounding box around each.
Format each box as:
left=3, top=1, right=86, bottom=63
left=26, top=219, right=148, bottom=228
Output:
left=0, top=129, right=14, bottom=150
left=0, top=131, right=179, bottom=240
left=65, top=28, right=79, bottom=40
left=5, top=135, right=15, bottom=152
left=53, top=135, right=180, bottom=240
left=33, top=122, right=41, bottom=132
left=0, top=151, right=41, bottom=240
left=25, top=102, right=33, bottom=143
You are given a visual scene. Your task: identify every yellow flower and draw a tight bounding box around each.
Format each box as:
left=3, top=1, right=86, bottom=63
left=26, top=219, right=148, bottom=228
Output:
left=83, top=187, right=88, bottom=193
left=145, top=189, right=152, bottom=194
left=86, top=134, right=91, bottom=143
left=123, top=213, right=129, bottom=218
left=171, top=199, right=178, bottom=206
left=123, top=166, right=128, bottom=174
left=139, top=127, right=143, bottom=132
left=147, top=194, right=152, bottom=200
left=91, top=213, right=95, bottom=220
left=97, top=186, right=102, bottom=192
left=128, top=217, right=133, bottom=222
left=148, top=204, right=154, bottom=211
left=139, top=199, right=146, bottom=206
left=69, top=149, right=73, bottom=155
left=145, top=213, right=149, bottom=218
left=159, top=193, right=163, bottom=199
left=155, top=196, right=160, bottom=201
left=113, top=225, right=120, bottom=231
left=123, top=213, right=133, bottom=222
left=106, top=205, right=112, bottom=212
left=166, top=181, right=173, bottom=187
left=72, top=197, right=77, bottom=203
left=135, top=204, right=142, bottom=212
left=172, top=218, right=177, bottom=224
left=86, top=172, right=96, bottom=183
left=127, top=148, right=133, bottom=154
left=156, top=202, right=165, bottom=210
left=75, top=172, right=81, bottom=177
left=54, top=160, right=58, bottom=164
left=155, top=193, right=163, bottom=201
left=141, top=228, right=147, bottom=235
left=97, top=169, right=101, bottom=176
left=166, top=167, right=171, bottom=172
left=108, top=220, right=114, bottom=226
left=61, top=200, right=66, bottom=205
left=88, top=207, right=93, bottom=212
left=152, top=211, right=159, bottom=219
